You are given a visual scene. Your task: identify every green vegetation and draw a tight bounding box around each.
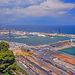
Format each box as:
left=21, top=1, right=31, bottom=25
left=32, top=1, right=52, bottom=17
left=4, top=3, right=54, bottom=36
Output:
left=2, top=66, right=29, bottom=75
left=0, top=41, right=17, bottom=74
left=21, top=48, right=26, bottom=50
left=16, top=66, right=29, bottom=75
left=0, top=50, right=17, bottom=73
left=0, top=41, right=9, bottom=51
left=2, top=73, right=15, bottom=75
left=0, top=41, right=29, bottom=75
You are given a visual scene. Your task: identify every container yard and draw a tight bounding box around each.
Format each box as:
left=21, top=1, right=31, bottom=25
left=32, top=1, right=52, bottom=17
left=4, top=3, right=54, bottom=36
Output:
left=14, top=42, right=75, bottom=75
left=1, top=36, right=75, bottom=75
left=52, top=54, right=75, bottom=65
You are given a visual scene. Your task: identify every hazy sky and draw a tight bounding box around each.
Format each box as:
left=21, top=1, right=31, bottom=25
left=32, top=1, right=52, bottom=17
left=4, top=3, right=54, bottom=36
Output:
left=0, top=0, right=75, bottom=25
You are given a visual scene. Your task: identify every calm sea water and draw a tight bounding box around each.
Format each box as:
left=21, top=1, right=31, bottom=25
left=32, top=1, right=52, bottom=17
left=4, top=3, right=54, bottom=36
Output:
left=4, top=36, right=70, bottom=46
left=59, top=47, right=75, bottom=56
left=5, top=25, right=75, bottom=34
left=3, top=25, right=75, bottom=56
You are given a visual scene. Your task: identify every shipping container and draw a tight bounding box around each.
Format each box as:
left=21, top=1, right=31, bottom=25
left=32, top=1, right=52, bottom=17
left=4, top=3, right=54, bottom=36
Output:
left=28, top=68, right=30, bottom=70
left=64, top=69, right=67, bottom=72
left=62, top=65, right=65, bottom=67
left=49, top=70, right=52, bottom=73
left=18, top=59, right=20, bottom=61
left=27, top=63, right=29, bottom=66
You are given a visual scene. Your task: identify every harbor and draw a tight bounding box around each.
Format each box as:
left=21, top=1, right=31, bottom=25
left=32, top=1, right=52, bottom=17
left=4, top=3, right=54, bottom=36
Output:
left=1, top=36, right=75, bottom=75
left=0, top=28, right=75, bottom=75
left=1, top=0, right=75, bottom=74
left=15, top=41, right=75, bottom=75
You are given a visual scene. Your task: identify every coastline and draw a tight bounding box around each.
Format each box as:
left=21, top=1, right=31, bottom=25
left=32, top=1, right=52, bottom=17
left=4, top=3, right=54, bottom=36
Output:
left=7, top=40, right=75, bottom=58
left=53, top=51, right=75, bottom=59
left=0, top=32, right=75, bottom=58
left=1, top=38, right=75, bottom=53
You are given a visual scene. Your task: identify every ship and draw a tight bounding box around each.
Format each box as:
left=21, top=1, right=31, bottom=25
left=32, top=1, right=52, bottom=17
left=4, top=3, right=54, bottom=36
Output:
left=67, top=35, right=75, bottom=38
left=50, top=37, right=53, bottom=39
left=38, top=34, right=46, bottom=37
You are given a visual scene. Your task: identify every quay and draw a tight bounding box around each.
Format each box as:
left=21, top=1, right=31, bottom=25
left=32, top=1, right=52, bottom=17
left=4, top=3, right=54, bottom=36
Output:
left=3, top=40, right=75, bottom=75
left=53, top=51, right=75, bottom=59
left=0, top=34, right=75, bottom=75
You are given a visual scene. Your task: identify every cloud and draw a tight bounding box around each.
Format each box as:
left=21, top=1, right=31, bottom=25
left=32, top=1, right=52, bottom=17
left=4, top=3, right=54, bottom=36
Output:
left=0, top=0, right=75, bottom=18
left=58, top=11, right=68, bottom=15
left=72, top=17, right=75, bottom=19
left=11, top=19, right=16, bottom=21
left=22, top=0, right=75, bottom=16
left=0, top=0, right=45, bottom=6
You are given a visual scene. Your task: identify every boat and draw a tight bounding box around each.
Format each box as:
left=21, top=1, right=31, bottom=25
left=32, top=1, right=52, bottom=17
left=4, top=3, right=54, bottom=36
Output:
left=42, top=35, right=46, bottom=37
left=67, top=35, right=75, bottom=38
left=71, top=35, right=75, bottom=38
left=38, top=34, right=42, bottom=36
left=50, top=37, right=53, bottom=39
left=38, top=34, right=46, bottom=37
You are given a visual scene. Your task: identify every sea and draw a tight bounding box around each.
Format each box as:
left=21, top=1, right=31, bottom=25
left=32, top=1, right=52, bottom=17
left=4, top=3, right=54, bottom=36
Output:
left=5, top=25, right=75, bottom=34
left=3, top=25, right=75, bottom=56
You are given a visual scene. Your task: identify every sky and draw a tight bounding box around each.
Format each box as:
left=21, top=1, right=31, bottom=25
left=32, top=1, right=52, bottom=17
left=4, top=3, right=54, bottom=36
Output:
left=0, top=0, right=75, bottom=26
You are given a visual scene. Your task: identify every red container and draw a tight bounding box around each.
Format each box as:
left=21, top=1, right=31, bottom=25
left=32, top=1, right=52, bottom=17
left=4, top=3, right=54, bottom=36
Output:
left=33, top=58, right=35, bottom=60
left=58, top=66, right=60, bottom=69
left=57, top=66, right=60, bottom=68
left=58, top=58, right=60, bottom=60
left=21, top=59, right=23, bottom=61
left=72, top=72, right=75, bottom=75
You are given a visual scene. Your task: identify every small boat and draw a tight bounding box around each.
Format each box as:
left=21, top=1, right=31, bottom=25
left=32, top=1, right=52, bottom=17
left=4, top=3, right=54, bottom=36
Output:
left=50, top=37, right=53, bottom=39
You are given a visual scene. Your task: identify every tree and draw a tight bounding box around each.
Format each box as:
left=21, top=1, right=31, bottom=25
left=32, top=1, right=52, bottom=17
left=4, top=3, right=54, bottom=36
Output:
left=0, top=41, right=9, bottom=51
left=0, top=41, right=17, bottom=74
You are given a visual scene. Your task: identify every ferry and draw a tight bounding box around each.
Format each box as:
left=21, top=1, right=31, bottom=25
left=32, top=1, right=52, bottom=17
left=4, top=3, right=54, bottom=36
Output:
left=38, top=34, right=46, bottom=37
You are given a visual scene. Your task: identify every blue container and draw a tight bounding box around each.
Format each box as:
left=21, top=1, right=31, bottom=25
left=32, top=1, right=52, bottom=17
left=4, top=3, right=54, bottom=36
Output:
left=62, top=65, right=65, bottom=67
left=18, top=59, right=20, bottom=61
left=71, top=73, right=74, bottom=75
left=49, top=70, right=52, bottom=73
left=55, top=65, right=57, bottom=67
left=64, top=69, right=67, bottom=72
left=60, top=67, right=63, bottom=70
left=28, top=61, right=30, bottom=63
